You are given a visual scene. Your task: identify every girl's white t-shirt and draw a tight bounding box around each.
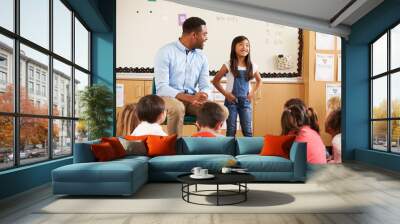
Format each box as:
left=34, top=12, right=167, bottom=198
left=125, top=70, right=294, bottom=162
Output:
left=328, top=133, right=342, bottom=163
left=223, top=61, right=259, bottom=93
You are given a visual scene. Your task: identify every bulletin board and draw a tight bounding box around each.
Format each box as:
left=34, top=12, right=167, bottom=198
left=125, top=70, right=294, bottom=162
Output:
left=116, top=0, right=302, bottom=77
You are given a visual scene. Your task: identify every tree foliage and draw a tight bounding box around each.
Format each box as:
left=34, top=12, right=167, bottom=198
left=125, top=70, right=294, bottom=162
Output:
left=372, top=99, right=400, bottom=141
left=79, top=84, right=113, bottom=140
left=0, top=85, right=60, bottom=150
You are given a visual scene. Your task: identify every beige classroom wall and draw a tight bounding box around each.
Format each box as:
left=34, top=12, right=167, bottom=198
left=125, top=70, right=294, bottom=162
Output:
left=253, top=83, right=304, bottom=136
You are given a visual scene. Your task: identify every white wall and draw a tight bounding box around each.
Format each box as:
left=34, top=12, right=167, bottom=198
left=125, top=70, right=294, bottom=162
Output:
left=117, top=0, right=300, bottom=74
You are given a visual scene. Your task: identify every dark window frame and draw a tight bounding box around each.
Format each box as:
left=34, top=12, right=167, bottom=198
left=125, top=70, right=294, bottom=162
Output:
left=370, top=21, right=400, bottom=154
left=0, top=0, right=92, bottom=171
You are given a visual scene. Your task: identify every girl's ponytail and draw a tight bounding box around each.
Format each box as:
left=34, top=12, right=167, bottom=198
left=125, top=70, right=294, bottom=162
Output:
left=281, top=105, right=308, bottom=135
left=307, top=107, right=320, bottom=133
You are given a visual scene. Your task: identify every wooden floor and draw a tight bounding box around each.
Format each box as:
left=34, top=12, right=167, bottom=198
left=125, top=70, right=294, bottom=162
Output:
left=1, top=162, right=400, bottom=224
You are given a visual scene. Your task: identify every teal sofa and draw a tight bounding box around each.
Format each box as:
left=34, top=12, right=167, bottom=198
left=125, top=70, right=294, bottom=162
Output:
left=52, top=137, right=307, bottom=196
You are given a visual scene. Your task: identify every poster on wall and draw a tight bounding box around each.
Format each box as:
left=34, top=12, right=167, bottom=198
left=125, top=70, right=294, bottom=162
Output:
left=316, top=32, right=335, bottom=50
left=116, top=84, right=124, bottom=107
left=326, top=83, right=341, bottom=113
left=316, top=53, right=335, bottom=81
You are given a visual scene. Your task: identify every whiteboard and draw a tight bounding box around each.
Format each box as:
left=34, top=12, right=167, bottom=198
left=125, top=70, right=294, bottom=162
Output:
left=117, top=0, right=300, bottom=74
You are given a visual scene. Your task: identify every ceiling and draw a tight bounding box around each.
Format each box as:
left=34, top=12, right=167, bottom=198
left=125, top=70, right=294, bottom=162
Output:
left=166, top=0, right=384, bottom=37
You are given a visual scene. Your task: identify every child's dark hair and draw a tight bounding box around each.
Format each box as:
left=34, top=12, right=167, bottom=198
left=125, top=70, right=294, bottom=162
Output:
left=281, top=104, right=310, bottom=135
left=230, top=36, right=254, bottom=81
left=325, top=109, right=341, bottom=135
left=137, top=95, right=165, bottom=123
left=284, top=98, right=320, bottom=133
left=182, top=17, right=206, bottom=34
left=197, top=102, right=227, bottom=128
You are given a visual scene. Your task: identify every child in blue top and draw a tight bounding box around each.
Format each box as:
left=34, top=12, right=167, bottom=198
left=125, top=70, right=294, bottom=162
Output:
left=212, top=36, right=262, bottom=136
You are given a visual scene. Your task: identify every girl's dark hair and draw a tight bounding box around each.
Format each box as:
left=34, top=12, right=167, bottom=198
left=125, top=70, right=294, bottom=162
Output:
left=306, top=107, right=320, bottom=133
left=137, top=95, right=165, bottom=123
left=284, top=98, right=320, bottom=133
left=284, top=98, right=306, bottom=110
left=281, top=104, right=309, bottom=135
left=230, top=36, right=254, bottom=81
left=325, top=109, right=341, bottom=135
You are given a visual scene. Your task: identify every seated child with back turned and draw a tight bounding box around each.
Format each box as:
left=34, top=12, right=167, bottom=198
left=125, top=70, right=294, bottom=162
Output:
left=192, top=102, right=228, bottom=137
left=131, top=95, right=167, bottom=136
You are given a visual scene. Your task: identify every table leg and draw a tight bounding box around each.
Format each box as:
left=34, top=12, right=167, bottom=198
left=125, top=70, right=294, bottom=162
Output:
left=245, top=183, right=247, bottom=201
left=187, top=184, right=190, bottom=202
left=217, top=184, right=219, bottom=206
left=195, top=184, right=197, bottom=192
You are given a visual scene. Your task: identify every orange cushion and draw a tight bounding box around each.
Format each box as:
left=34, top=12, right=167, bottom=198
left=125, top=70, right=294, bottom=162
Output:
left=146, top=135, right=177, bottom=157
left=91, top=142, right=117, bottom=161
left=124, top=135, right=149, bottom=141
left=259, top=135, right=296, bottom=159
left=101, top=137, right=126, bottom=158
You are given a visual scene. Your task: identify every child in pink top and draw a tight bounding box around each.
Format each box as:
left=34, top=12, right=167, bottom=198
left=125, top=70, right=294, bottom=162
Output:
left=294, top=126, right=327, bottom=164
left=281, top=104, right=327, bottom=164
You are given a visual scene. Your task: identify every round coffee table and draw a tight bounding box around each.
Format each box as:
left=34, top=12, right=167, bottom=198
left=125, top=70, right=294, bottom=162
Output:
left=177, top=173, right=255, bottom=206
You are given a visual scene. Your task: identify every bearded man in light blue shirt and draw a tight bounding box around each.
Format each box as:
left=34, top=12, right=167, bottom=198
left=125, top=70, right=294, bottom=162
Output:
left=154, top=17, right=211, bottom=137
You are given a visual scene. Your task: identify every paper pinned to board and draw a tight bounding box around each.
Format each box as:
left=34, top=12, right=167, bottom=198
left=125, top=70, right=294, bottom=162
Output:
left=316, top=53, right=335, bottom=81
left=116, top=84, right=124, bottom=107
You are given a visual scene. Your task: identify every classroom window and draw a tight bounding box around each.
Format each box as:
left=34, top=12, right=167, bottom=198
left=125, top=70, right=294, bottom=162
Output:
left=0, top=0, right=91, bottom=170
left=0, top=35, right=14, bottom=113
left=370, top=22, right=400, bottom=154
left=74, top=18, right=89, bottom=70
left=0, top=0, right=14, bottom=32
left=53, top=0, right=72, bottom=60
left=20, top=0, right=49, bottom=49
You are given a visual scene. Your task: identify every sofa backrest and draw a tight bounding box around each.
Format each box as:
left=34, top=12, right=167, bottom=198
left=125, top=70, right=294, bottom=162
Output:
left=178, top=137, right=236, bottom=155
left=235, top=137, right=264, bottom=155
left=73, top=139, right=101, bottom=163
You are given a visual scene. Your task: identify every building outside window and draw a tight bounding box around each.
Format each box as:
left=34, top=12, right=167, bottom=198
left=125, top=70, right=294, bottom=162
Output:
left=0, top=0, right=91, bottom=170
left=28, top=81, right=34, bottom=94
left=35, top=70, right=40, bottom=81
left=28, top=66, right=34, bottom=80
left=0, top=71, right=6, bottom=85
left=42, top=85, right=46, bottom=97
left=41, top=73, right=46, bottom=83
left=0, top=54, right=7, bottom=89
left=36, top=83, right=40, bottom=95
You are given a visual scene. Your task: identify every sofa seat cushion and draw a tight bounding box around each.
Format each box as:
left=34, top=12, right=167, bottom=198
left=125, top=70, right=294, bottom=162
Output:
left=236, top=155, right=293, bottom=172
left=53, top=159, right=147, bottom=183
left=149, top=155, right=235, bottom=172
left=116, top=155, right=150, bottom=163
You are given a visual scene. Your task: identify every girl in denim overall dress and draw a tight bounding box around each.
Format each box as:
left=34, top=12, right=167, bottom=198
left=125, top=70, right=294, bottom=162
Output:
left=212, top=36, right=262, bottom=136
